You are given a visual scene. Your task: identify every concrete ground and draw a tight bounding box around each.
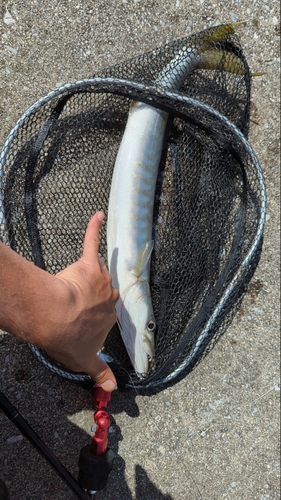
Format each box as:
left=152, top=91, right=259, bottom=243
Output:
left=0, top=1, right=280, bottom=499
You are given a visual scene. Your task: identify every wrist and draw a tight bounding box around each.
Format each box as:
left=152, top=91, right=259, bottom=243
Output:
left=27, top=276, right=80, bottom=351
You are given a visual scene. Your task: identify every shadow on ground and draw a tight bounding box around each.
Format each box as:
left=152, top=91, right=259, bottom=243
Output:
left=1, top=335, right=174, bottom=500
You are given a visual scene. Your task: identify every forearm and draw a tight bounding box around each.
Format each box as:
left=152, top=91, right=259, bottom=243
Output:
left=0, top=242, right=74, bottom=347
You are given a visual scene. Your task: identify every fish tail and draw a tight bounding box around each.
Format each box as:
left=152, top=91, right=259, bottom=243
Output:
left=196, top=21, right=246, bottom=53
left=196, top=50, right=245, bottom=74
left=194, top=23, right=263, bottom=77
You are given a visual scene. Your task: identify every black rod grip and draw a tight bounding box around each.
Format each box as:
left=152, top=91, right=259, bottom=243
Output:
left=0, top=391, right=90, bottom=500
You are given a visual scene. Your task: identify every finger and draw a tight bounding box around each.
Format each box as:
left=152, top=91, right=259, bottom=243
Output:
left=89, top=354, right=117, bottom=392
left=82, top=212, right=105, bottom=267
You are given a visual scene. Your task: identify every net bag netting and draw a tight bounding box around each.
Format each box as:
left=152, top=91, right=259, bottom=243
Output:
left=0, top=26, right=266, bottom=391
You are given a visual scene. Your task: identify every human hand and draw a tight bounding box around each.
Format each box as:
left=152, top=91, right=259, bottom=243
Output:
left=44, top=212, right=119, bottom=391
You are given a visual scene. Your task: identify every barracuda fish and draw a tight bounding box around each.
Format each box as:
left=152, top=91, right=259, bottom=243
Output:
left=107, top=23, right=247, bottom=375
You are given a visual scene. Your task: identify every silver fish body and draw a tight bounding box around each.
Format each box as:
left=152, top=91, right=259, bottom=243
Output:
left=107, top=102, right=168, bottom=373
left=107, top=24, right=243, bottom=375
left=107, top=53, right=197, bottom=375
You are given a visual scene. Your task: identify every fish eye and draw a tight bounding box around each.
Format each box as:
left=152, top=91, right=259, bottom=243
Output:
left=147, top=321, right=156, bottom=332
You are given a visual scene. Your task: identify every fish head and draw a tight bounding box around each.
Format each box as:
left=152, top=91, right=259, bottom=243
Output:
left=118, top=279, right=156, bottom=376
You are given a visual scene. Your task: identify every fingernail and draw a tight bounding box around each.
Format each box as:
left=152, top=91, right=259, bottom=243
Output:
left=97, top=211, right=105, bottom=223
left=100, top=380, right=117, bottom=392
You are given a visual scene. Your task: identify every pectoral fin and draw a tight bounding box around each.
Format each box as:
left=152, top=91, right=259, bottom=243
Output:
left=131, top=240, right=154, bottom=279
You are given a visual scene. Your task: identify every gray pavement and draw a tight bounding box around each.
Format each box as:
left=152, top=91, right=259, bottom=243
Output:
left=0, top=1, right=280, bottom=499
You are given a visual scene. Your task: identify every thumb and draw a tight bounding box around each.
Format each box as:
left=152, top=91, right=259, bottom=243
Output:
left=89, top=354, right=117, bottom=392
left=82, top=211, right=105, bottom=266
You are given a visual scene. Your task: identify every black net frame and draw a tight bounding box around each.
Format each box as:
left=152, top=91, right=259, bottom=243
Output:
left=0, top=28, right=266, bottom=391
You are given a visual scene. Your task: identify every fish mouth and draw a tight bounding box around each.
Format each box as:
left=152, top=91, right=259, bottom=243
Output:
left=117, top=317, right=153, bottom=375
left=116, top=292, right=155, bottom=374
left=142, top=335, right=155, bottom=360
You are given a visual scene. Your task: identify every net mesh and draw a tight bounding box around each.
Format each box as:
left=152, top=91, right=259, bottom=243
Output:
left=0, top=26, right=266, bottom=390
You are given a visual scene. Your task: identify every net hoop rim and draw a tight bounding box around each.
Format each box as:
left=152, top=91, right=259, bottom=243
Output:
left=0, top=77, right=266, bottom=388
